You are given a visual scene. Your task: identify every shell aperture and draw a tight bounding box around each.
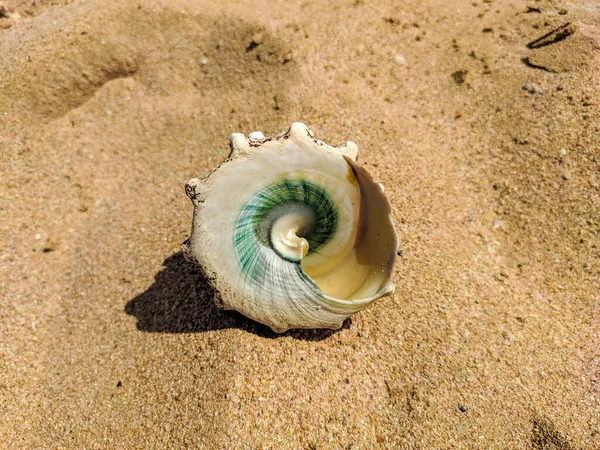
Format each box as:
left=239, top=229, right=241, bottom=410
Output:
left=182, top=122, right=398, bottom=332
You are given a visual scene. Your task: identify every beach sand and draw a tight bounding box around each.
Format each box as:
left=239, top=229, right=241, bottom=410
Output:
left=1, top=0, right=599, bottom=447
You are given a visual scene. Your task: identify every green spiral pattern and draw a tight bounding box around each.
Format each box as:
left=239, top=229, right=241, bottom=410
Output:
left=233, top=179, right=339, bottom=285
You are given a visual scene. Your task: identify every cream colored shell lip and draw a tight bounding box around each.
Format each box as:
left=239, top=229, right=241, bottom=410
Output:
left=182, top=122, right=399, bottom=333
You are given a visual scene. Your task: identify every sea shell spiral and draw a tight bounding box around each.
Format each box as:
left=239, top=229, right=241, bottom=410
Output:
left=182, top=123, right=398, bottom=332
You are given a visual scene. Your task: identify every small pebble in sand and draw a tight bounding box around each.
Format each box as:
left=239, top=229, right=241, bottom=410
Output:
left=559, top=148, right=567, bottom=156
left=452, top=70, right=469, bottom=85
left=523, top=82, right=542, bottom=94
left=394, top=54, right=407, bottom=65
left=251, top=32, right=264, bottom=45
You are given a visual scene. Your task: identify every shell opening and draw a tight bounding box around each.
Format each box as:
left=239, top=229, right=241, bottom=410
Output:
left=231, top=162, right=396, bottom=303
left=299, top=158, right=396, bottom=301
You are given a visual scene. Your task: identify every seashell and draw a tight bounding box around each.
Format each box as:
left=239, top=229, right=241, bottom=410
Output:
left=182, top=122, right=398, bottom=333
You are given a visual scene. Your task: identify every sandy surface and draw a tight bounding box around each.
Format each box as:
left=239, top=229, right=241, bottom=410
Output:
left=1, top=0, right=599, bottom=448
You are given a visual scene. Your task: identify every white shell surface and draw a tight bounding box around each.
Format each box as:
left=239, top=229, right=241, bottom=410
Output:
left=182, top=123, right=398, bottom=332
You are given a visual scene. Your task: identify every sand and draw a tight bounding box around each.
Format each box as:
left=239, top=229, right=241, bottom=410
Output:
left=1, top=0, right=599, bottom=448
